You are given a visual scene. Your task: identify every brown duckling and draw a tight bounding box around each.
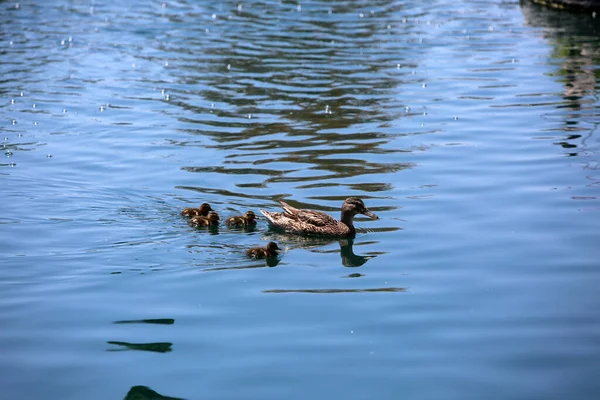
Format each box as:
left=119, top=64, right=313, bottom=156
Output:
left=225, top=211, right=258, bottom=226
left=181, top=202, right=213, bottom=217
left=189, top=211, right=220, bottom=227
left=246, top=241, right=280, bottom=258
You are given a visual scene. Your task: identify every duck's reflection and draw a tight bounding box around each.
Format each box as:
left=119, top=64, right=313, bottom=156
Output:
left=265, top=256, right=280, bottom=268
left=341, top=239, right=375, bottom=267
left=124, top=385, right=184, bottom=400
left=202, top=235, right=378, bottom=272
left=266, top=233, right=382, bottom=268
left=227, top=224, right=257, bottom=234
left=197, top=235, right=403, bottom=293
left=344, top=273, right=365, bottom=278
left=190, top=225, right=220, bottom=235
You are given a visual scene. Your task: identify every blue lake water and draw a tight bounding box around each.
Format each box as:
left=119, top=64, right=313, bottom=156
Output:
left=1, top=1, right=599, bottom=399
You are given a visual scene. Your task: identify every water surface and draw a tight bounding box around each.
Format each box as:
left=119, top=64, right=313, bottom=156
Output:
left=1, top=1, right=599, bottom=399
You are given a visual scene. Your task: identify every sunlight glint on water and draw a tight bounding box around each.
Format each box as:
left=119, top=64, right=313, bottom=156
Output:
left=0, top=1, right=599, bottom=399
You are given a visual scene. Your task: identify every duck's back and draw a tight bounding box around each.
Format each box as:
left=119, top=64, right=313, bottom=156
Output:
left=181, top=208, right=199, bottom=217
left=225, top=216, right=243, bottom=225
left=261, top=211, right=351, bottom=236
left=246, top=247, right=267, bottom=258
left=189, top=216, right=208, bottom=226
left=279, top=201, right=338, bottom=227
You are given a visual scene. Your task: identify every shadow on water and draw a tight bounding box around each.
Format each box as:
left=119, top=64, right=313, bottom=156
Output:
left=124, top=385, right=184, bottom=400
left=263, top=287, right=406, bottom=294
left=107, top=341, right=173, bottom=353
left=521, top=1, right=600, bottom=157
left=113, top=318, right=175, bottom=325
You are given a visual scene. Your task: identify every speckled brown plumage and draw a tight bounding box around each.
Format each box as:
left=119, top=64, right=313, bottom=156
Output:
left=189, top=211, right=220, bottom=227
left=246, top=241, right=280, bottom=258
left=259, top=197, right=378, bottom=237
left=225, top=211, right=257, bottom=226
left=181, top=202, right=213, bottom=217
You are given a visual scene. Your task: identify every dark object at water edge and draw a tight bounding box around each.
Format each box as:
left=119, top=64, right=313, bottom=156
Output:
left=527, top=0, right=600, bottom=11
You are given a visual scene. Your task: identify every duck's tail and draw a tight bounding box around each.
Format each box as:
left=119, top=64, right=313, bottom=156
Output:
left=259, top=209, right=277, bottom=225
left=279, top=201, right=298, bottom=216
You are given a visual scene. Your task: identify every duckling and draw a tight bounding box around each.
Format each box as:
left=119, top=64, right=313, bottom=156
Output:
left=260, top=197, right=378, bottom=237
left=189, top=211, right=220, bottom=227
left=225, top=211, right=258, bottom=226
left=246, top=241, right=280, bottom=258
left=181, top=202, right=212, bottom=217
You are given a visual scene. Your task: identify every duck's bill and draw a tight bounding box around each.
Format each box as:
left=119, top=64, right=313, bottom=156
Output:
left=363, top=209, right=378, bottom=219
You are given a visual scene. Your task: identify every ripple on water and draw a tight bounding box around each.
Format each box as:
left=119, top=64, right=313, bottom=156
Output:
left=1, top=1, right=600, bottom=399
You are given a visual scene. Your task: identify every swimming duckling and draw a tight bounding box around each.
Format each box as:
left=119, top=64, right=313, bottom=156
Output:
left=189, top=211, right=220, bottom=227
left=225, top=211, right=258, bottom=226
left=260, top=197, right=378, bottom=237
left=181, top=202, right=213, bottom=217
left=246, top=241, right=280, bottom=258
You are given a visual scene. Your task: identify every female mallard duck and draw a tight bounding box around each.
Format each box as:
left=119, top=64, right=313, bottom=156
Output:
left=225, top=211, right=258, bottom=226
left=260, top=197, right=378, bottom=237
left=246, top=241, right=280, bottom=258
left=181, top=202, right=213, bottom=217
left=189, top=211, right=220, bottom=227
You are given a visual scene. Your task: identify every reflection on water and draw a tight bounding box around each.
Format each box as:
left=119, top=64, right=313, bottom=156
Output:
left=339, top=239, right=375, bottom=267
left=521, top=2, right=600, bottom=158
left=1, top=1, right=600, bottom=399
left=189, top=224, right=220, bottom=235
left=203, top=260, right=278, bottom=272
left=266, top=233, right=381, bottom=267
left=263, top=287, right=406, bottom=294
left=344, top=273, right=366, bottom=278
left=264, top=256, right=280, bottom=268
left=124, top=386, right=184, bottom=400
left=168, top=0, right=418, bottom=206
left=221, top=223, right=257, bottom=234
left=337, top=239, right=380, bottom=267
left=113, top=319, right=175, bottom=325
left=200, top=236, right=376, bottom=271
left=107, top=341, right=173, bottom=353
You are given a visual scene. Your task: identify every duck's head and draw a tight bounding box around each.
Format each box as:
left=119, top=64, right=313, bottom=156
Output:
left=342, top=197, right=378, bottom=219
left=266, top=241, right=280, bottom=252
left=199, top=203, right=213, bottom=213
left=207, top=211, right=220, bottom=222
left=244, top=211, right=257, bottom=221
